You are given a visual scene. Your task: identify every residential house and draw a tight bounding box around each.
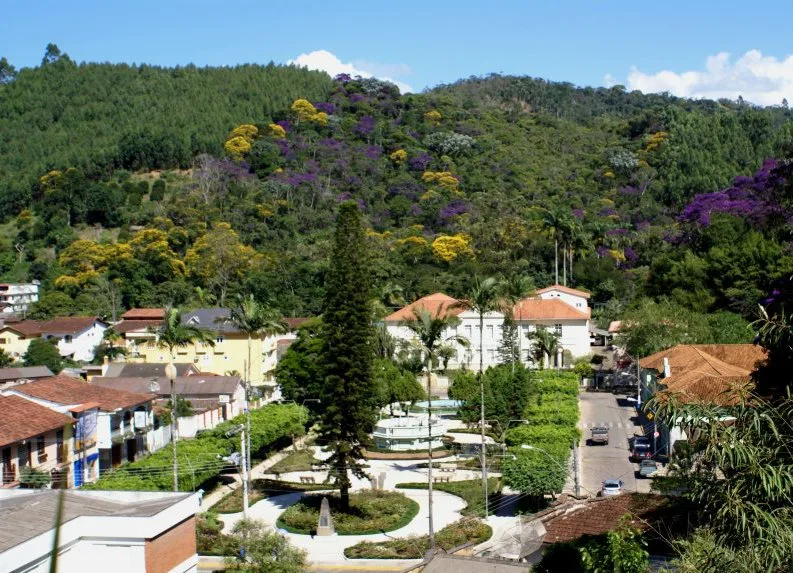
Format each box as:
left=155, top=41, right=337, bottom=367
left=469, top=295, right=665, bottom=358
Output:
left=92, top=375, right=246, bottom=437
left=0, top=395, right=75, bottom=488
left=4, top=376, right=157, bottom=478
left=263, top=317, right=310, bottom=380
left=0, top=320, right=42, bottom=362
left=638, top=344, right=766, bottom=455
left=0, top=366, right=53, bottom=390
left=132, top=308, right=278, bottom=387
left=111, top=307, right=165, bottom=356
left=384, top=285, right=592, bottom=372
left=512, top=493, right=684, bottom=565
left=0, top=489, right=200, bottom=573
left=99, top=362, right=201, bottom=379
left=39, top=317, right=108, bottom=362
left=0, top=282, right=39, bottom=315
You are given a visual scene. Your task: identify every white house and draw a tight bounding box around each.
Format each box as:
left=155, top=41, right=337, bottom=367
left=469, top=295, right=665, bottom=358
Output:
left=0, top=282, right=39, bottom=315
left=0, top=489, right=199, bottom=573
left=39, top=317, right=108, bottom=362
left=384, top=285, right=591, bottom=372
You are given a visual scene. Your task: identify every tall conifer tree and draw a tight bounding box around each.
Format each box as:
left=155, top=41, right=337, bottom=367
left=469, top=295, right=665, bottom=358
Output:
left=319, top=201, right=377, bottom=511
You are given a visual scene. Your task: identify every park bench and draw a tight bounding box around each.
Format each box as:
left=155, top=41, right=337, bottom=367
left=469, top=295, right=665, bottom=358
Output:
left=433, top=476, right=451, bottom=483
left=439, top=463, right=457, bottom=473
left=299, top=476, right=316, bottom=484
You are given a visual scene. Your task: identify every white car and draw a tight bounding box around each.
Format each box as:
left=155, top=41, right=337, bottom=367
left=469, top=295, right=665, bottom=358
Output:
left=601, top=479, right=624, bottom=496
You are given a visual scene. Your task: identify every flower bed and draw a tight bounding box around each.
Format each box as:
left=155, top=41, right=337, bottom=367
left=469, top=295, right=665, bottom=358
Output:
left=344, top=518, right=492, bottom=559
left=276, top=491, right=419, bottom=535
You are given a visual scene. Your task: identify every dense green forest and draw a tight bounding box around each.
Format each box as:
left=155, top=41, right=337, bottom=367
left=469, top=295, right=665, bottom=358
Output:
left=1, top=45, right=792, bottom=333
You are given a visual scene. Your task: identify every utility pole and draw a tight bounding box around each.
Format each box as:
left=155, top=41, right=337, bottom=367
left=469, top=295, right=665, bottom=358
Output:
left=244, top=359, right=252, bottom=491
left=241, top=428, right=249, bottom=517
left=166, top=362, right=178, bottom=492
left=573, top=439, right=581, bottom=497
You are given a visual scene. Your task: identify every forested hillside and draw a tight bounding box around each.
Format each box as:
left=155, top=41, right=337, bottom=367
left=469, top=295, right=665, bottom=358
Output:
left=1, top=46, right=792, bottom=333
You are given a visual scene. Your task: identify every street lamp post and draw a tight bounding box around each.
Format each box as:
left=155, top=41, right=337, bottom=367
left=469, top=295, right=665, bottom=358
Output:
left=225, top=424, right=249, bottom=517
left=165, top=362, right=178, bottom=492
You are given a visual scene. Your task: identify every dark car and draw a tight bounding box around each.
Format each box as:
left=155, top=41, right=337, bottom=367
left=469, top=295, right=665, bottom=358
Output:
left=631, top=443, right=653, bottom=462
left=634, top=436, right=651, bottom=448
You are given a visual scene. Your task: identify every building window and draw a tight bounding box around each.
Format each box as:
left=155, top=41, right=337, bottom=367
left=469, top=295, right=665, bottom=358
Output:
left=64, top=335, right=73, bottom=343
left=464, top=325, right=472, bottom=340
left=488, top=349, right=495, bottom=362
left=56, top=430, right=64, bottom=463
left=216, top=336, right=224, bottom=344
left=0, top=338, right=6, bottom=344
left=486, top=325, right=494, bottom=339
left=37, top=436, right=47, bottom=463
left=18, top=443, right=30, bottom=467
left=554, top=324, right=562, bottom=335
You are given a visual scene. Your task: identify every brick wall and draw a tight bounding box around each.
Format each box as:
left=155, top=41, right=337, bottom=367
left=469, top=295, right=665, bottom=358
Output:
left=144, top=516, right=196, bottom=573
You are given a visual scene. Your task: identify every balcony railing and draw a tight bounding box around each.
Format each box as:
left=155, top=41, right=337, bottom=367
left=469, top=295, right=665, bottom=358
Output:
left=2, top=463, right=16, bottom=485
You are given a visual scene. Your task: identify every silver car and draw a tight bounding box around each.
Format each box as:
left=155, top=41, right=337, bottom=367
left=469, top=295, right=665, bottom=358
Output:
left=601, top=479, right=624, bottom=496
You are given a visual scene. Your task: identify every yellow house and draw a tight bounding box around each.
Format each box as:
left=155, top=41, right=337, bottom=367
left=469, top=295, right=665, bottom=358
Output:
left=128, top=308, right=278, bottom=387
left=0, top=320, right=42, bottom=361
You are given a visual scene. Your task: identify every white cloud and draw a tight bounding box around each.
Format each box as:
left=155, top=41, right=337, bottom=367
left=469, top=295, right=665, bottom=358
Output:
left=626, top=50, right=793, bottom=106
left=287, top=50, right=413, bottom=94
left=602, top=73, right=617, bottom=88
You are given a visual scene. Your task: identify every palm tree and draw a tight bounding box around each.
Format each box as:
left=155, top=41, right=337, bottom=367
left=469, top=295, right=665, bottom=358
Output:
left=149, top=307, right=215, bottom=491
left=401, top=307, right=468, bottom=551
left=454, top=275, right=504, bottom=517
left=542, top=207, right=568, bottom=285
left=528, top=326, right=561, bottom=369
left=501, top=275, right=535, bottom=370
left=224, top=294, right=288, bottom=487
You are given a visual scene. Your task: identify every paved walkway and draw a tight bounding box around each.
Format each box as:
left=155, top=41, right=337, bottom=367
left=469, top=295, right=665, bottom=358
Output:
left=200, top=436, right=311, bottom=510
left=214, top=447, right=475, bottom=565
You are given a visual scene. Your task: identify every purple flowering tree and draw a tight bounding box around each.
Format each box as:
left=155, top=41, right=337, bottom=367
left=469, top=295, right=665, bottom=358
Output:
left=679, top=159, right=789, bottom=228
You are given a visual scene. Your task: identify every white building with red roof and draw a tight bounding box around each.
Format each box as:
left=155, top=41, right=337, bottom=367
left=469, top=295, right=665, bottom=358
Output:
left=384, top=284, right=592, bottom=372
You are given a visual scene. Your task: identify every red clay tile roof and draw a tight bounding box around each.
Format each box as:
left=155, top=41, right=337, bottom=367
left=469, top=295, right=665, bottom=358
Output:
left=1, top=320, right=42, bottom=336
left=112, top=320, right=162, bottom=334
left=11, top=376, right=155, bottom=412
left=542, top=493, right=671, bottom=544
left=384, top=293, right=464, bottom=322
left=640, top=344, right=765, bottom=405
left=513, top=297, right=591, bottom=320
left=0, top=395, right=74, bottom=448
left=38, top=317, right=103, bottom=335
left=536, top=284, right=592, bottom=298
left=284, top=317, right=311, bottom=330
left=121, top=308, right=165, bottom=320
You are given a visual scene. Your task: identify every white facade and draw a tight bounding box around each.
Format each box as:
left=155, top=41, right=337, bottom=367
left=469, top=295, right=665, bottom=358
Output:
left=0, top=490, right=199, bottom=573
left=0, top=283, right=39, bottom=315
left=43, top=321, right=107, bottom=362
left=372, top=415, right=447, bottom=451
left=385, top=286, right=592, bottom=372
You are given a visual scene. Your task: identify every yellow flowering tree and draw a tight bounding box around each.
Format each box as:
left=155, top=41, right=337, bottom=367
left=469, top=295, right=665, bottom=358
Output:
left=184, top=222, right=261, bottom=306
left=422, top=171, right=461, bottom=194
left=267, top=123, right=287, bottom=139
left=224, top=136, right=252, bottom=158
left=432, top=234, right=474, bottom=262
left=229, top=124, right=258, bottom=141
left=290, top=99, right=329, bottom=126
left=389, top=149, right=407, bottom=165
left=129, top=229, right=185, bottom=277
left=424, top=110, right=442, bottom=126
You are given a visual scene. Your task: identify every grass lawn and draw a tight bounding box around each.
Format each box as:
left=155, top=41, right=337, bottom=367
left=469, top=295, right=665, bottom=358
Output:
left=212, top=479, right=339, bottom=514
left=268, top=448, right=320, bottom=474
left=277, top=491, right=419, bottom=535
left=344, top=518, right=492, bottom=559
left=396, top=478, right=501, bottom=518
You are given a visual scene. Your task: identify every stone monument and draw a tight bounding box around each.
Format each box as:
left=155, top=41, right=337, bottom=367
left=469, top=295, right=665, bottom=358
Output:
left=378, top=472, right=387, bottom=491
left=316, top=496, right=335, bottom=536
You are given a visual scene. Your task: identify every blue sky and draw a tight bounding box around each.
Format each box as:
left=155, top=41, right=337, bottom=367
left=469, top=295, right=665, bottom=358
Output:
left=4, top=0, right=793, bottom=104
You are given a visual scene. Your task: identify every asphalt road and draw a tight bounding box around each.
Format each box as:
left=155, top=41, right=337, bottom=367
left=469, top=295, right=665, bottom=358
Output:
left=578, top=391, right=652, bottom=496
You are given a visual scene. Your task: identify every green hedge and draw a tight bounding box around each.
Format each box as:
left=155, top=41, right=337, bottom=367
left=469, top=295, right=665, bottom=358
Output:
left=86, top=404, right=308, bottom=491
left=503, top=371, right=579, bottom=497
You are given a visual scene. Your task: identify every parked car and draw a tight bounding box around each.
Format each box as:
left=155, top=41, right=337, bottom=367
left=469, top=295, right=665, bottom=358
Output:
left=601, top=479, right=624, bottom=496
left=637, top=459, right=658, bottom=478
left=589, top=426, right=609, bottom=445
left=631, top=443, right=653, bottom=461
